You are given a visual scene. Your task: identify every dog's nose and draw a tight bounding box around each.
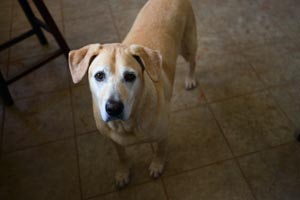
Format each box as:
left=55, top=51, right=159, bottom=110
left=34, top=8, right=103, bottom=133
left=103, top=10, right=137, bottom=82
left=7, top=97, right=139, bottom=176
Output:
left=105, top=100, right=124, bottom=117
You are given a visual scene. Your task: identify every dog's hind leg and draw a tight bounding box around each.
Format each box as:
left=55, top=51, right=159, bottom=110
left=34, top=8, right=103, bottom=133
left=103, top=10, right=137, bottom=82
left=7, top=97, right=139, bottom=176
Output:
left=149, top=139, right=167, bottom=178
left=112, top=141, right=131, bottom=189
left=180, top=11, right=198, bottom=90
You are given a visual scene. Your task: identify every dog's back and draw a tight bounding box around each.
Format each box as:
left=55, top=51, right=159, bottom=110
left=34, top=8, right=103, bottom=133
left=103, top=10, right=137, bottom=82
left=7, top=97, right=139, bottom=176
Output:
left=123, top=0, right=195, bottom=83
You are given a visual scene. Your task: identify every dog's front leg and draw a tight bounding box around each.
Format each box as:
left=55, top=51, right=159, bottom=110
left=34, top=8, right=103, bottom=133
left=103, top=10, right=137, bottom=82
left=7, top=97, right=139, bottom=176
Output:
left=149, top=138, right=168, bottom=178
left=112, top=141, right=131, bottom=189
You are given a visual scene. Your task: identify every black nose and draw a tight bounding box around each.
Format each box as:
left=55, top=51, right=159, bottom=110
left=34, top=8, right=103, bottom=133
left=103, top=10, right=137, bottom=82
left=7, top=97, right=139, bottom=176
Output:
left=105, top=100, right=124, bottom=117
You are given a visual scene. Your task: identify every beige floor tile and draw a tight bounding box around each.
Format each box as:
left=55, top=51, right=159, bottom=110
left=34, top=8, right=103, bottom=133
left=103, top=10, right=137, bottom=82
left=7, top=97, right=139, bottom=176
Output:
left=197, top=52, right=264, bottom=102
left=197, top=31, right=238, bottom=57
left=112, top=8, right=140, bottom=39
left=166, top=106, right=232, bottom=176
left=77, top=132, right=154, bottom=198
left=207, top=0, right=287, bottom=47
left=271, top=82, right=300, bottom=127
left=211, top=92, right=294, bottom=156
left=7, top=55, right=69, bottom=99
left=0, top=5, right=12, bottom=31
left=71, top=84, right=97, bottom=135
left=239, top=143, right=300, bottom=200
left=92, top=181, right=166, bottom=200
left=0, top=139, right=81, bottom=200
left=0, top=0, right=12, bottom=8
left=0, top=30, right=10, bottom=65
left=164, top=160, right=255, bottom=200
left=9, top=30, right=62, bottom=62
left=3, top=90, right=74, bottom=152
left=11, top=0, right=62, bottom=32
left=108, top=0, right=147, bottom=12
left=65, top=14, right=119, bottom=50
left=63, top=0, right=109, bottom=21
left=243, top=43, right=300, bottom=87
left=171, top=61, right=206, bottom=111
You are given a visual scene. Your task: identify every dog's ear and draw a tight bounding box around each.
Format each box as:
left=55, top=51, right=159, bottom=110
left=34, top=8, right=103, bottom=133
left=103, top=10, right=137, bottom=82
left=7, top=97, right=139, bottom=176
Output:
left=128, top=44, right=162, bottom=82
left=68, top=43, right=101, bottom=83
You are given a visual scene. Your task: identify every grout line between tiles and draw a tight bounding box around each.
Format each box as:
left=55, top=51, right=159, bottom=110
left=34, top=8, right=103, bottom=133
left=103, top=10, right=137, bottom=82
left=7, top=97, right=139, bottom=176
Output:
left=205, top=95, right=259, bottom=200
left=6, top=0, right=14, bottom=78
left=1, top=134, right=74, bottom=155
left=154, top=140, right=296, bottom=182
left=160, top=177, right=170, bottom=200
left=234, top=158, right=258, bottom=200
left=106, top=0, right=122, bottom=41
left=267, top=88, right=298, bottom=129
left=246, top=55, right=297, bottom=130
left=67, top=63, right=84, bottom=200
left=60, top=0, right=65, bottom=35
left=171, top=81, right=294, bottom=115
left=85, top=178, right=164, bottom=200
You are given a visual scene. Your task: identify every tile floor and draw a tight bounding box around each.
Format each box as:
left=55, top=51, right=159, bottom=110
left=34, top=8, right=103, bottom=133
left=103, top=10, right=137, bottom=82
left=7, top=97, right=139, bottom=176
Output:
left=0, top=0, right=300, bottom=199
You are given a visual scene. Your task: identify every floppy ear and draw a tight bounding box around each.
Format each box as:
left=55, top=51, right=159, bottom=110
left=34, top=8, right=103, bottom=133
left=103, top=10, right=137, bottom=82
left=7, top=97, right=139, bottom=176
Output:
left=128, top=44, right=162, bottom=82
left=68, top=43, right=101, bottom=83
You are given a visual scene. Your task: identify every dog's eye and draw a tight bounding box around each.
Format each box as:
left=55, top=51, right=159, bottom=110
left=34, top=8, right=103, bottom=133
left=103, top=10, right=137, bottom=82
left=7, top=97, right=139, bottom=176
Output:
left=95, top=72, right=105, bottom=81
left=124, top=72, right=136, bottom=82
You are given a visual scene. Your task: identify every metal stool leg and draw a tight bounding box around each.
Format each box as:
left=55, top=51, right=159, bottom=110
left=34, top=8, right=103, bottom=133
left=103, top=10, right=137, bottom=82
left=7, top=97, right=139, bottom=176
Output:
left=18, top=0, right=48, bottom=45
left=0, top=72, right=13, bottom=106
left=33, top=0, right=70, bottom=58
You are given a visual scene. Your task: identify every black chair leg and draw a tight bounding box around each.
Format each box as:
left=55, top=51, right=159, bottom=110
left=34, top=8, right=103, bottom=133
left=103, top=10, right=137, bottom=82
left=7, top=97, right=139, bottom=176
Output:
left=33, top=0, right=70, bottom=58
left=18, top=0, right=48, bottom=45
left=0, top=73, right=13, bottom=106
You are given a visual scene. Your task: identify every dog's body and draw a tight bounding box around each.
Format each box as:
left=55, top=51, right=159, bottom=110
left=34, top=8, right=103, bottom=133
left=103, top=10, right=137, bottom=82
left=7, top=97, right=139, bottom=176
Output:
left=68, top=0, right=197, bottom=188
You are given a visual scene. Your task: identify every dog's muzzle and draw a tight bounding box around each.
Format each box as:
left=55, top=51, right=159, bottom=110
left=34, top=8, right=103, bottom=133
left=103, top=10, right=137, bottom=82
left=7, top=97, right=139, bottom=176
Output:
left=105, top=99, right=124, bottom=121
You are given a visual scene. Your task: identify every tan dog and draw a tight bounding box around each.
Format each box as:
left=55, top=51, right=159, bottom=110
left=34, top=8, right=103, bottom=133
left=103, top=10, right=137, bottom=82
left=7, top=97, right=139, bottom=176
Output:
left=68, top=0, right=197, bottom=188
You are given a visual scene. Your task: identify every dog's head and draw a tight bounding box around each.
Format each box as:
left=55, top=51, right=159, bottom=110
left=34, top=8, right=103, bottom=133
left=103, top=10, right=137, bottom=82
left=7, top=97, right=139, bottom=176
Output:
left=68, top=43, right=162, bottom=122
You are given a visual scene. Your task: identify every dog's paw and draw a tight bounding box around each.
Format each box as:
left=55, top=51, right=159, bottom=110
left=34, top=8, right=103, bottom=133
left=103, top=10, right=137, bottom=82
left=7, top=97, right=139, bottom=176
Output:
left=185, top=76, right=197, bottom=90
left=115, top=170, right=130, bottom=189
left=149, top=160, right=164, bottom=179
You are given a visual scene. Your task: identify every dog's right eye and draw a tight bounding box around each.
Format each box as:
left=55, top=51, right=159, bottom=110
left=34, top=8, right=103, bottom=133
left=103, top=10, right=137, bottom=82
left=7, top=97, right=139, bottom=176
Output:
left=95, top=72, right=105, bottom=81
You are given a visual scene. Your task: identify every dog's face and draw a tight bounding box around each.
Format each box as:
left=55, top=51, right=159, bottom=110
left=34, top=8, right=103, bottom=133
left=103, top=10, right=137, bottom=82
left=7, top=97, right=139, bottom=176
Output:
left=88, top=44, right=144, bottom=122
left=68, top=43, right=162, bottom=122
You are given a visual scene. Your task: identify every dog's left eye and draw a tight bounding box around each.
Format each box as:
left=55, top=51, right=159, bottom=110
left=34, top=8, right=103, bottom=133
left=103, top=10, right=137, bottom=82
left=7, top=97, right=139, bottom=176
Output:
left=95, top=71, right=105, bottom=81
left=124, top=72, right=136, bottom=82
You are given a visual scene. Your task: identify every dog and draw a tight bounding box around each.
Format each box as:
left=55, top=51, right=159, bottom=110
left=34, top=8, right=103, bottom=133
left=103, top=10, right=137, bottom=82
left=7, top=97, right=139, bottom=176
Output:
left=68, top=0, right=197, bottom=188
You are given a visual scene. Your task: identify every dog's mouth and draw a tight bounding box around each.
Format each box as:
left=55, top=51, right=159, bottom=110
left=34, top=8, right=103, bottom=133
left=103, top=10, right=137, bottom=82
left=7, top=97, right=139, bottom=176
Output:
left=106, top=114, right=125, bottom=122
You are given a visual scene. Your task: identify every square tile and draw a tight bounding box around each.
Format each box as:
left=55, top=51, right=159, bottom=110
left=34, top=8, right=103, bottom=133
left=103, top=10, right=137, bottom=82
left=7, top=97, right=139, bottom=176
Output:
left=239, top=143, right=300, bottom=200
left=8, top=55, right=69, bottom=99
left=65, top=14, right=119, bottom=50
left=63, top=0, right=109, bottom=21
left=0, top=29, right=10, bottom=65
left=91, top=181, right=166, bottom=200
left=206, top=0, right=287, bottom=48
left=164, top=160, right=255, bottom=200
left=244, top=43, right=300, bottom=87
left=171, top=61, right=206, bottom=111
left=166, top=106, right=232, bottom=176
left=0, top=5, right=12, bottom=31
left=11, top=0, right=62, bottom=32
left=0, top=139, right=81, bottom=200
left=77, top=132, right=153, bottom=198
left=197, top=52, right=264, bottom=102
left=9, top=30, right=62, bottom=62
left=108, top=0, right=147, bottom=12
left=271, top=82, right=300, bottom=126
left=3, top=90, right=74, bottom=152
left=112, top=8, right=140, bottom=39
left=71, top=84, right=97, bottom=135
left=0, top=0, right=12, bottom=8
left=211, top=92, right=294, bottom=156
